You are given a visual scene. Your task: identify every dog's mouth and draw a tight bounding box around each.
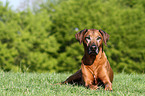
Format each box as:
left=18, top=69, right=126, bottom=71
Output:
left=88, top=45, right=99, bottom=55
left=88, top=50, right=99, bottom=55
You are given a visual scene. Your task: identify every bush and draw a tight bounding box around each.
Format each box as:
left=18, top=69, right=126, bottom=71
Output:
left=0, top=4, right=59, bottom=72
left=0, top=0, right=144, bottom=73
left=50, top=0, right=145, bottom=73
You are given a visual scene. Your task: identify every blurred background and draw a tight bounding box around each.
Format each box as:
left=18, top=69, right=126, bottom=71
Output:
left=0, top=0, right=144, bottom=73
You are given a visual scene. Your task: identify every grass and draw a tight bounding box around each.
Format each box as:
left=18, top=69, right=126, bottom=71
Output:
left=0, top=71, right=144, bottom=96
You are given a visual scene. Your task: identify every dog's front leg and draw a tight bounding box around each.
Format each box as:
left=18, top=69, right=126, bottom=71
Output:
left=98, top=68, right=112, bottom=91
left=81, top=64, right=99, bottom=90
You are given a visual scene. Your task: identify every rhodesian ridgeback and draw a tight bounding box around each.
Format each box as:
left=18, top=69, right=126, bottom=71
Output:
left=62, top=29, right=113, bottom=91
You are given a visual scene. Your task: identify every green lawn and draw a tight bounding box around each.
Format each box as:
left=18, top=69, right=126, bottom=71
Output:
left=0, top=71, right=144, bottom=96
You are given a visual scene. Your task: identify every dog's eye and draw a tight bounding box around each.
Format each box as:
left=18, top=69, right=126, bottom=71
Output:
left=96, top=36, right=101, bottom=40
left=86, top=36, right=91, bottom=40
left=85, top=36, right=91, bottom=42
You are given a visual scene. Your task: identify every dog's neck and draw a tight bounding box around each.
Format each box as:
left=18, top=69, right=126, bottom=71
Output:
left=83, top=46, right=103, bottom=65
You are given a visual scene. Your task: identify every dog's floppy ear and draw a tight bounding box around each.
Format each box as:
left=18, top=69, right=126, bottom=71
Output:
left=75, top=29, right=88, bottom=44
left=99, top=29, right=109, bottom=46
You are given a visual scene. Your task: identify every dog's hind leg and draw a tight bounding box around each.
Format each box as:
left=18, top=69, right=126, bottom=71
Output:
left=62, top=69, right=82, bottom=85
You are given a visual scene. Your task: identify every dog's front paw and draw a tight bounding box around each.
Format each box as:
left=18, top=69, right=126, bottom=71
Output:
left=105, top=84, right=113, bottom=91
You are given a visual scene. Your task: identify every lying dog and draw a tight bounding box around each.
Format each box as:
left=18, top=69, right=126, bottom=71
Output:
left=62, top=29, right=113, bottom=91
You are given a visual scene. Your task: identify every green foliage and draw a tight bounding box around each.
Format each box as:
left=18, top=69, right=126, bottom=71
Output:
left=50, top=0, right=145, bottom=73
left=0, top=0, right=145, bottom=73
left=0, top=72, right=145, bottom=95
left=0, top=4, right=59, bottom=72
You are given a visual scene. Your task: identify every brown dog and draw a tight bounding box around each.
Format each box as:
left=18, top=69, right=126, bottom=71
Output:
left=62, top=29, right=113, bottom=91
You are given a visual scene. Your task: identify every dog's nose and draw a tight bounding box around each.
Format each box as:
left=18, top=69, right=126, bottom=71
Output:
left=90, top=45, right=97, bottom=50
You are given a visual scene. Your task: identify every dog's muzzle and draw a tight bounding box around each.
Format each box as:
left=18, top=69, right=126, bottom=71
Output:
left=88, top=45, right=99, bottom=55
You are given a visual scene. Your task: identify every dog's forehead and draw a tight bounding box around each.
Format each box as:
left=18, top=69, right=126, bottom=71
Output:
left=85, top=29, right=101, bottom=37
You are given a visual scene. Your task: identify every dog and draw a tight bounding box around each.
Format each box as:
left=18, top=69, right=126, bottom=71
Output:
left=62, top=29, right=113, bottom=91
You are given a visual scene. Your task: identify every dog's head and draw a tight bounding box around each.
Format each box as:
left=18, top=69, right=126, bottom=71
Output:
left=75, top=29, right=109, bottom=55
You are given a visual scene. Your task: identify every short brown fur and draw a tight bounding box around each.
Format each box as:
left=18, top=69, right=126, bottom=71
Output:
left=62, top=29, right=113, bottom=91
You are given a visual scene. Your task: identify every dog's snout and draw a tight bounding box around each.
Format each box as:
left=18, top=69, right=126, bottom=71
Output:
left=90, top=45, right=97, bottom=50
left=88, top=45, right=99, bottom=55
